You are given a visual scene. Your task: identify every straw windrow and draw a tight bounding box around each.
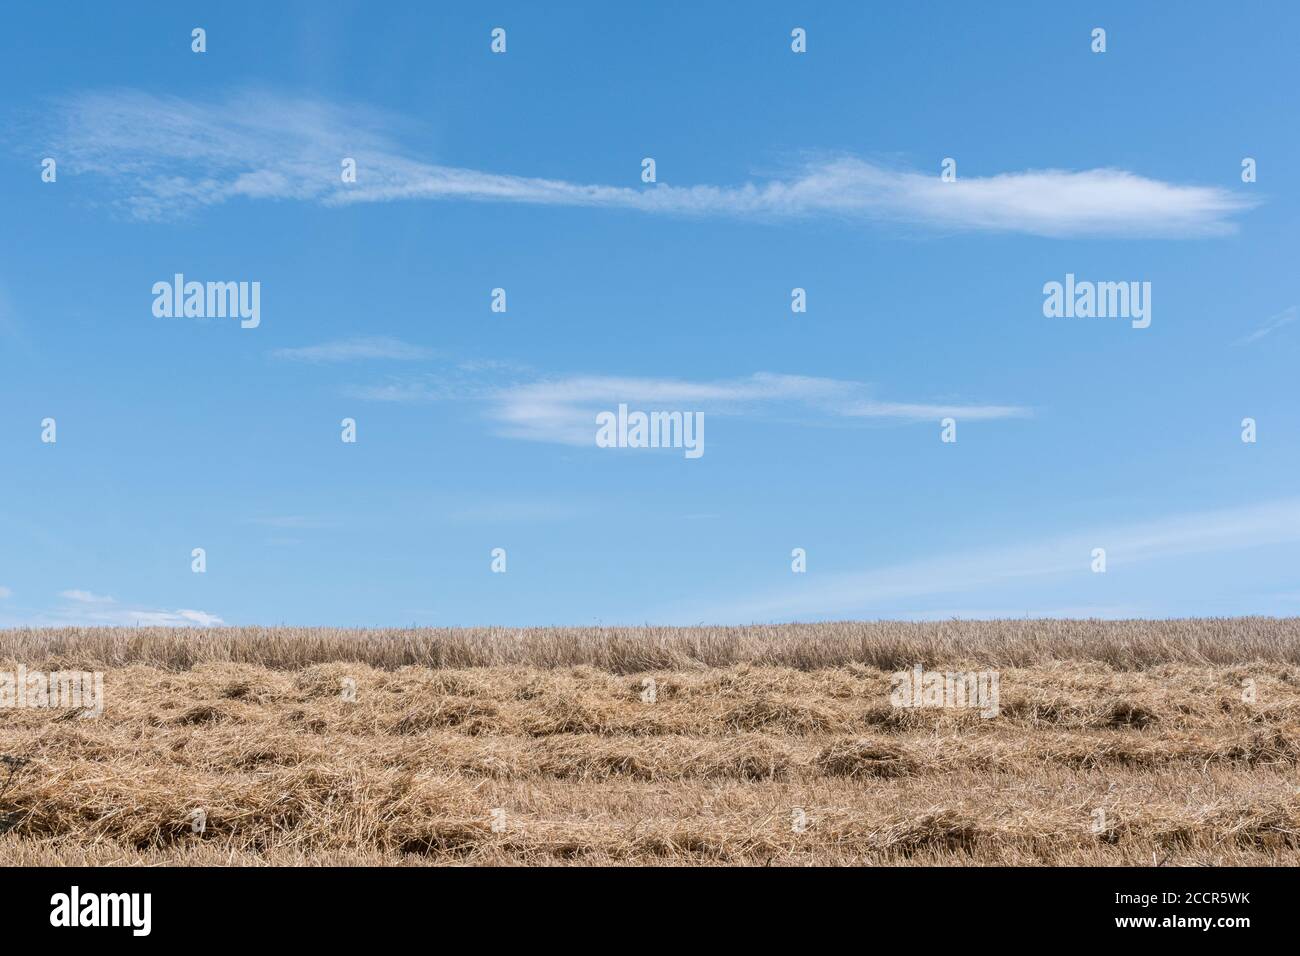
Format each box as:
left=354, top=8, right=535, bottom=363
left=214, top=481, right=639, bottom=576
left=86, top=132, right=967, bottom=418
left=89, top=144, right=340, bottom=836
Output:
left=1, top=621, right=1297, bottom=865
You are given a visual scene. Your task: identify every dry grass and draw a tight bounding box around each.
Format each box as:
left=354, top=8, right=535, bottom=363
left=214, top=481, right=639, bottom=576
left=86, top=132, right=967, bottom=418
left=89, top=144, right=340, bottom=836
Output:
left=2, top=620, right=1299, bottom=866
left=7, top=617, right=1300, bottom=671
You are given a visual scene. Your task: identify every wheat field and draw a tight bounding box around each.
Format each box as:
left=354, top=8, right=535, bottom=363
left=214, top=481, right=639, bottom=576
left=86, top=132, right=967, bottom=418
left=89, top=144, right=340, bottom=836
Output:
left=2, top=620, right=1298, bottom=866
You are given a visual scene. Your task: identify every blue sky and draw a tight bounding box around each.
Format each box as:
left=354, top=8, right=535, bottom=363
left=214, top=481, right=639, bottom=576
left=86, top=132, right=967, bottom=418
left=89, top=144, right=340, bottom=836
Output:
left=1, top=1, right=1298, bottom=627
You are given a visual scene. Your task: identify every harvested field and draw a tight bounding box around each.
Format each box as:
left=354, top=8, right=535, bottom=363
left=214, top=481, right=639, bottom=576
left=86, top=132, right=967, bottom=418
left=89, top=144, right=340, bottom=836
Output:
left=2, top=620, right=1299, bottom=865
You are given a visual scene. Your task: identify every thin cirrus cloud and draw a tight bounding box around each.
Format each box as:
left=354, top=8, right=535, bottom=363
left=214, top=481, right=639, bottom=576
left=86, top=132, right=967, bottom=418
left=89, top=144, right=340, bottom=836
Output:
left=58, top=589, right=115, bottom=604
left=56, top=589, right=225, bottom=626
left=346, top=368, right=1030, bottom=446
left=683, top=497, right=1300, bottom=623
left=244, top=516, right=333, bottom=530
left=40, top=89, right=1256, bottom=237
left=1238, top=305, right=1297, bottom=344
left=53, top=606, right=227, bottom=628
left=271, top=336, right=435, bottom=363
left=0, top=590, right=227, bottom=628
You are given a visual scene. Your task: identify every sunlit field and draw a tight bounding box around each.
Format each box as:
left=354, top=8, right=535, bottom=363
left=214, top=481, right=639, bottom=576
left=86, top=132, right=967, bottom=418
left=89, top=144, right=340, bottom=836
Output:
left=2, top=620, right=1298, bottom=866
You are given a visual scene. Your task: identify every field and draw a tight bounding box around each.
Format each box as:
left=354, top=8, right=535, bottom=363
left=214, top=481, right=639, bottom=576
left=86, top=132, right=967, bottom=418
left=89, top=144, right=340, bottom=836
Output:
left=2, top=619, right=1299, bottom=866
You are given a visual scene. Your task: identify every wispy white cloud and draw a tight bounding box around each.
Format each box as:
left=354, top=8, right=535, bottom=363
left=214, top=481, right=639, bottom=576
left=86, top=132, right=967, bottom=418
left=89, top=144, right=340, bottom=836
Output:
left=244, top=516, right=332, bottom=530
left=444, top=499, right=586, bottom=524
left=116, top=608, right=225, bottom=627
left=1238, top=305, right=1297, bottom=344
left=272, top=336, right=435, bottom=363
left=489, top=373, right=1029, bottom=445
left=889, top=605, right=1146, bottom=621
left=59, top=589, right=115, bottom=604
left=345, top=373, right=495, bottom=405
left=41, top=89, right=1256, bottom=237
left=343, top=358, right=530, bottom=405
left=839, top=399, right=1032, bottom=421
left=50, top=601, right=224, bottom=628
left=0, top=586, right=11, bottom=600
left=350, top=367, right=1029, bottom=446
left=0, top=590, right=226, bottom=628
left=685, top=498, right=1300, bottom=623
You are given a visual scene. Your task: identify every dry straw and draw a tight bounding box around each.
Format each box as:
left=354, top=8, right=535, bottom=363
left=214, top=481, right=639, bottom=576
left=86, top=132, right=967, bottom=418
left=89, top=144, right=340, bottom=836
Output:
left=1, top=621, right=1298, bottom=865
left=5, top=617, right=1300, bottom=671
